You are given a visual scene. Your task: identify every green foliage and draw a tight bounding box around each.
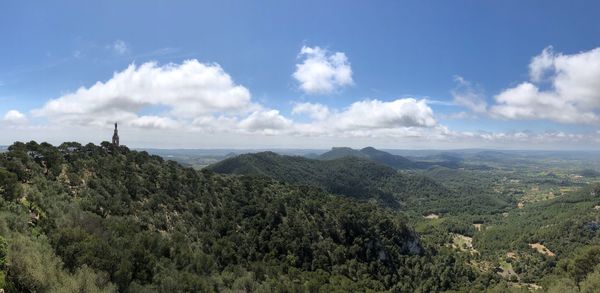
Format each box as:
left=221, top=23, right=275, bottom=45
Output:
left=4, top=233, right=115, bottom=292
left=0, top=142, right=479, bottom=292
left=0, top=168, right=21, bottom=201
left=318, top=146, right=459, bottom=170
left=0, top=236, right=7, bottom=268
left=208, top=151, right=449, bottom=209
left=566, top=246, right=600, bottom=283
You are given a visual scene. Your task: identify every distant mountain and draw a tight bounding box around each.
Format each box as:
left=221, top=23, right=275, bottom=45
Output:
left=318, top=147, right=368, bottom=160
left=579, top=169, right=600, bottom=177
left=421, top=152, right=463, bottom=163
left=318, top=146, right=460, bottom=169
left=303, top=152, right=320, bottom=159
left=472, top=150, right=512, bottom=160
left=359, top=146, right=415, bottom=169
left=208, top=151, right=449, bottom=209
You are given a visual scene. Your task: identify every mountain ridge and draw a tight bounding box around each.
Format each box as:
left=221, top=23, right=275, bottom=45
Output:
left=318, top=146, right=461, bottom=169
left=208, top=151, right=450, bottom=209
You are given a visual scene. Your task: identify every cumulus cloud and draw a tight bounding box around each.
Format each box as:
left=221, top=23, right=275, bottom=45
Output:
left=190, top=97, right=438, bottom=138
left=25, top=52, right=452, bottom=142
left=191, top=115, right=238, bottom=133
left=190, top=97, right=439, bottom=138
left=290, top=98, right=439, bottom=138
left=33, top=60, right=256, bottom=127
left=293, top=46, right=353, bottom=95
left=332, top=98, right=436, bottom=130
left=238, top=110, right=293, bottom=134
left=491, top=46, right=600, bottom=124
left=129, top=116, right=181, bottom=129
left=529, top=46, right=555, bottom=82
left=111, top=40, right=129, bottom=55
left=292, top=102, right=331, bottom=120
left=451, top=76, right=487, bottom=113
left=2, top=110, right=27, bottom=124
left=31, top=58, right=439, bottom=139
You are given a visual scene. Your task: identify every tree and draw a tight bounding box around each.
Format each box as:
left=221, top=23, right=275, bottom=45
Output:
left=0, top=168, right=20, bottom=201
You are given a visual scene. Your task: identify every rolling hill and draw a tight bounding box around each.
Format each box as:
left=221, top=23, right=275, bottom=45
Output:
left=208, top=151, right=450, bottom=209
left=318, top=146, right=461, bottom=169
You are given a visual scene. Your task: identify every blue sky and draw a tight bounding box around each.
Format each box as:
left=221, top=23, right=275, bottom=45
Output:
left=2, top=1, right=600, bottom=149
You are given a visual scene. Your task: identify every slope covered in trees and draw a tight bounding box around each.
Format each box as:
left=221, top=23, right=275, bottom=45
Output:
left=318, top=147, right=461, bottom=170
left=0, top=141, right=486, bottom=292
left=208, top=151, right=450, bottom=209
left=318, top=147, right=369, bottom=160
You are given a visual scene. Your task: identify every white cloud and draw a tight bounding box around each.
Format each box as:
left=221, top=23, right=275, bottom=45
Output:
left=191, top=115, right=238, bottom=133
left=451, top=76, right=487, bottom=113
left=290, top=98, right=439, bottom=138
left=189, top=98, right=438, bottom=138
left=2, top=110, right=27, bottom=124
left=129, top=116, right=181, bottom=129
left=33, top=60, right=256, bottom=127
left=292, top=102, right=330, bottom=120
left=238, top=110, right=293, bottom=134
left=333, top=98, right=436, bottom=130
left=111, top=40, right=129, bottom=55
left=192, top=97, right=438, bottom=138
left=491, top=46, right=600, bottom=124
left=293, top=46, right=353, bottom=95
left=529, top=46, right=555, bottom=82
left=30, top=50, right=597, bottom=146
left=30, top=56, right=440, bottom=140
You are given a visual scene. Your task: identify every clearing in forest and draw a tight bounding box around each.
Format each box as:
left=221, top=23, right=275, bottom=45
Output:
left=529, top=243, right=556, bottom=257
left=498, top=259, right=518, bottom=280
left=423, top=213, right=440, bottom=219
left=451, top=233, right=478, bottom=255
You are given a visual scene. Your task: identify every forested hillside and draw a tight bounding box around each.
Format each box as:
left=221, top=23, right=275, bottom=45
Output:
left=208, top=151, right=449, bottom=209
left=210, top=149, right=600, bottom=292
left=0, top=141, right=486, bottom=292
left=207, top=152, right=509, bottom=218
left=318, top=147, right=460, bottom=170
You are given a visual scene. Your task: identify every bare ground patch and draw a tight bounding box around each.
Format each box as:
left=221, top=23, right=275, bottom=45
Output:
left=423, top=213, right=440, bottom=219
left=451, top=233, right=479, bottom=255
left=529, top=243, right=556, bottom=257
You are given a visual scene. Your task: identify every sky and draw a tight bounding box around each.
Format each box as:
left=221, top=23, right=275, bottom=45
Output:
left=2, top=1, right=600, bottom=149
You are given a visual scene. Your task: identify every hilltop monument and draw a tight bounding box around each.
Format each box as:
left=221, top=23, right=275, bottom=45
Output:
left=112, top=123, right=120, bottom=146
